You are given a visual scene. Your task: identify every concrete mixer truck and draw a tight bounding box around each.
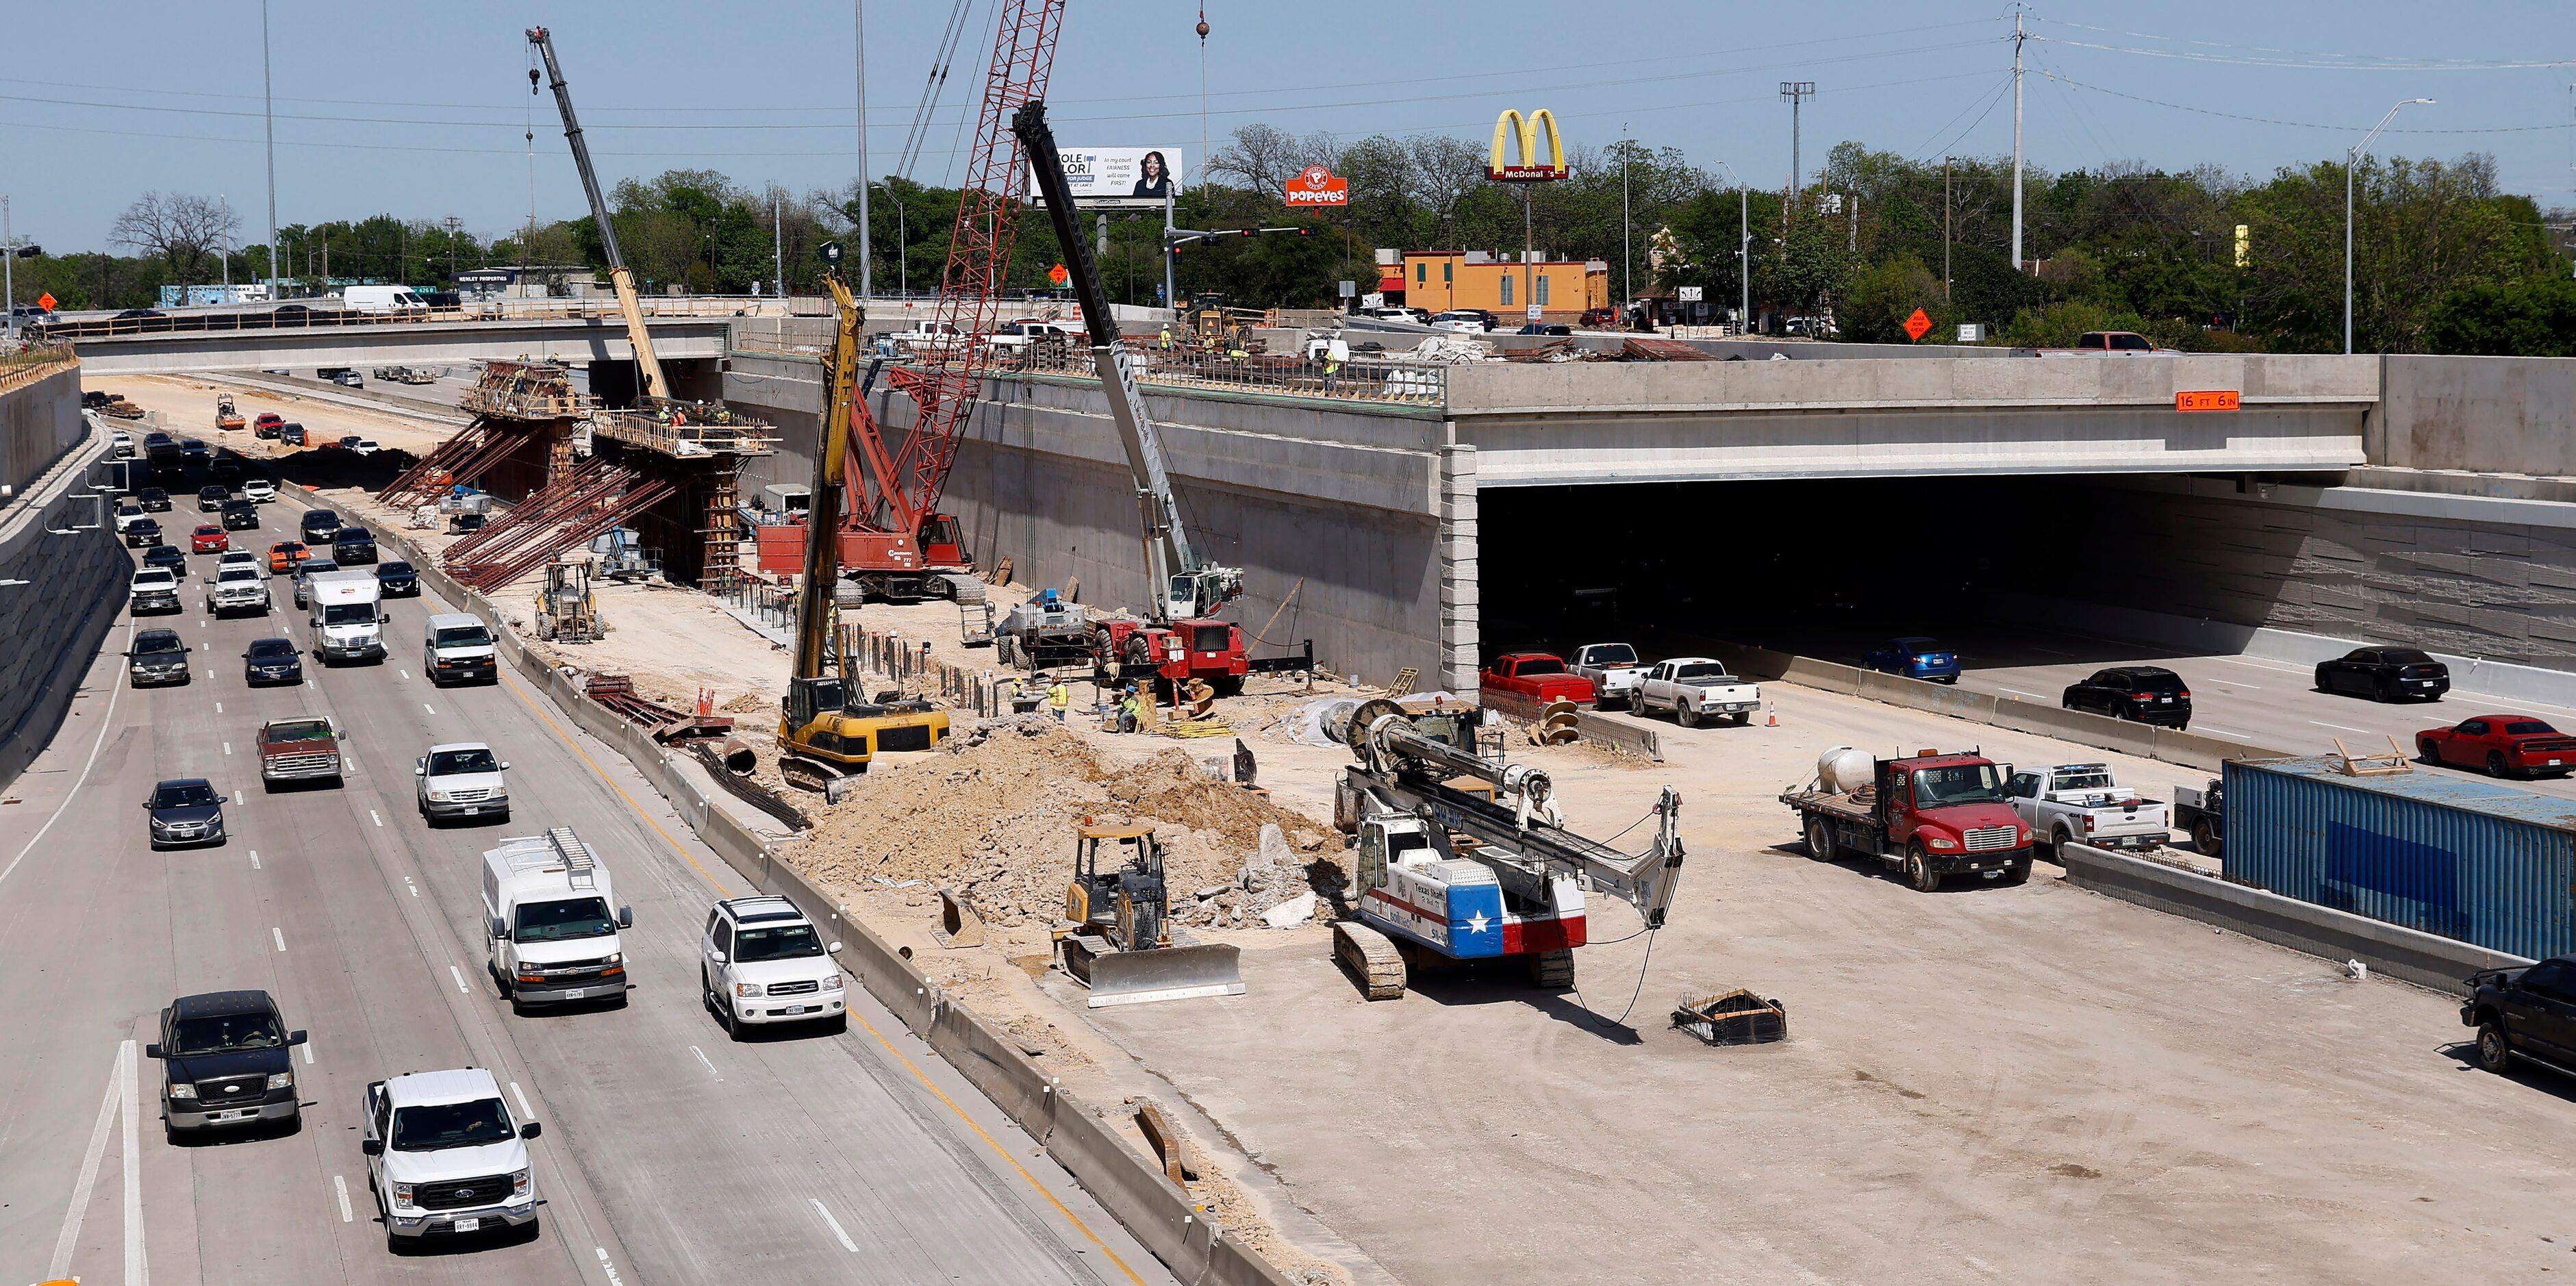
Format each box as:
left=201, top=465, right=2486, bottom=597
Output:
left=1781, top=746, right=2033, bottom=892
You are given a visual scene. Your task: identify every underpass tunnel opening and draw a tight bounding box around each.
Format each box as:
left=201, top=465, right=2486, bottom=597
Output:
left=1474, top=474, right=2349, bottom=674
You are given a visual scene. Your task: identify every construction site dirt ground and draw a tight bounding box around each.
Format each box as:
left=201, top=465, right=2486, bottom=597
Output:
left=103, top=375, right=2576, bottom=1281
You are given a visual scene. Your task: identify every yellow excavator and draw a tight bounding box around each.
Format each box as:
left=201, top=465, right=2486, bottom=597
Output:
left=776, top=273, right=949, bottom=798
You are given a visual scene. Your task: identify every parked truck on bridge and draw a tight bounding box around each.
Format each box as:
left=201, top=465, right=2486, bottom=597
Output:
left=1784, top=746, right=2034, bottom=891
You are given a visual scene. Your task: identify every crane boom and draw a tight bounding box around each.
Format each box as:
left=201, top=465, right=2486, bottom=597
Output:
left=527, top=27, right=667, bottom=401
left=1010, top=99, right=1206, bottom=610
left=792, top=279, right=864, bottom=682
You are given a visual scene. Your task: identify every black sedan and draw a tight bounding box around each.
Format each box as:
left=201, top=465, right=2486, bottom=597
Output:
left=242, top=637, right=303, bottom=685
left=2316, top=646, right=2449, bottom=703
left=136, top=486, right=172, bottom=512
left=145, top=777, right=225, bottom=848
left=375, top=561, right=420, bottom=597
left=142, top=544, right=186, bottom=573
left=2062, top=666, right=2193, bottom=729
left=124, top=517, right=163, bottom=548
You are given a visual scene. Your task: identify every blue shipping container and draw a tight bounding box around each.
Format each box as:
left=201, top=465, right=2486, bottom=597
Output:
left=2223, top=756, right=2576, bottom=960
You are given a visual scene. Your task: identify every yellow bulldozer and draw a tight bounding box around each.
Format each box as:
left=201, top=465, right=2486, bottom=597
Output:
left=1054, top=824, right=1244, bottom=1007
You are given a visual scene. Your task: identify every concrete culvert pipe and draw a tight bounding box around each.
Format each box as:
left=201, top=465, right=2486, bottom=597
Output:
left=719, top=736, right=759, bottom=777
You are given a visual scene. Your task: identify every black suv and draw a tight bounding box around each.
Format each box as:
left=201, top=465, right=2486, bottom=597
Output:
left=331, top=527, right=377, bottom=565
left=2060, top=666, right=2193, bottom=729
left=375, top=561, right=419, bottom=597
left=299, top=508, right=340, bottom=544
left=127, top=628, right=190, bottom=685
left=2316, top=647, right=2450, bottom=703
left=146, top=990, right=306, bottom=1136
left=221, top=499, right=260, bottom=531
left=2464, top=956, right=2576, bottom=1079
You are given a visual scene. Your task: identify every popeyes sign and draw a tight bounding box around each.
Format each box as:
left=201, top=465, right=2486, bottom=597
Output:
left=1285, top=164, right=1348, bottom=207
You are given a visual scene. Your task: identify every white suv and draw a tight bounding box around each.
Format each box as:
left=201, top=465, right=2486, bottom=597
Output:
left=362, top=1068, right=540, bottom=1249
left=700, top=896, right=846, bottom=1036
left=416, top=742, right=510, bottom=825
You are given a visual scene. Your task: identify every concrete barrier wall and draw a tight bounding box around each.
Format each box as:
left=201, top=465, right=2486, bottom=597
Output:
left=1, top=359, right=85, bottom=500
left=2059, top=842, right=2527, bottom=992
left=2373, top=353, right=2576, bottom=476
left=355, top=510, right=1297, bottom=1286
left=0, top=397, right=125, bottom=791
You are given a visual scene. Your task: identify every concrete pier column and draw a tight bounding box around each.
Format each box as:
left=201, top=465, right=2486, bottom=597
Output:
left=1439, top=442, right=1478, bottom=692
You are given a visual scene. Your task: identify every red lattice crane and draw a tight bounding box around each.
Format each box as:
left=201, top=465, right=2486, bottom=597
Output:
left=764, top=0, right=1063, bottom=601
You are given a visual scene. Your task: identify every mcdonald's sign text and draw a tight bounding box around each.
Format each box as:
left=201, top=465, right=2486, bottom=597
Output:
left=1487, top=108, right=1567, bottom=181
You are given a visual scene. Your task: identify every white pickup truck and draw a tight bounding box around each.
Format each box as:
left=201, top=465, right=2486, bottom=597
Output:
left=2004, top=762, right=2171, bottom=853
left=1568, top=642, right=1645, bottom=709
left=205, top=562, right=270, bottom=616
left=1634, top=657, right=1762, bottom=728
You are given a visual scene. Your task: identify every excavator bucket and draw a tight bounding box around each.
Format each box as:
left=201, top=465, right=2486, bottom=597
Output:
left=1067, top=940, right=1245, bottom=1008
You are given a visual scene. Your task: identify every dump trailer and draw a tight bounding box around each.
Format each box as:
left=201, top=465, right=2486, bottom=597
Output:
left=1054, top=824, right=1245, bottom=1007
left=1326, top=698, right=1685, bottom=1000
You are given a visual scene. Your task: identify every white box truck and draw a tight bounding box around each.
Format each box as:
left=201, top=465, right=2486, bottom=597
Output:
left=306, top=569, right=384, bottom=661
left=481, top=827, right=633, bottom=1013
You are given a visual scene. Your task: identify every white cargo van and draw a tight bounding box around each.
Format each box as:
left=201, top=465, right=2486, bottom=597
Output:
left=305, top=569, right=383, bottom=661
left=423, top=612, right=498, bottom=685
left=481, top=827, right=633, bottom=1013
left=341, top=285, right=429, bottom=314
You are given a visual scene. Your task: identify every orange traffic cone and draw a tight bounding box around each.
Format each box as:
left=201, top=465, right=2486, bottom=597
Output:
left=1766, top=702, right=1778, bottom=728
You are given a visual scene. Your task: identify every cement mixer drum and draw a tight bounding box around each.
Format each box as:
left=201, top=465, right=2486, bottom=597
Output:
left=1818, top=746, right=1875, bottom=794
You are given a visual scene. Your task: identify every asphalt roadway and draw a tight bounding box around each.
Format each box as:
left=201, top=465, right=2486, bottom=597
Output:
left=0, top=494, right=1175, bottom=1285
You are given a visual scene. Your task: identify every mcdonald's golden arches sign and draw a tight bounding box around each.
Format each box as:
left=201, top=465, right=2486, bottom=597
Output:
left=1487, top=109, right=1567, bottom=181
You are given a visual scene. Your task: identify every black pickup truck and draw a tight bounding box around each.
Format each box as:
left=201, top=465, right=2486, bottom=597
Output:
left=2462, top=956, right=2576, bottom=1077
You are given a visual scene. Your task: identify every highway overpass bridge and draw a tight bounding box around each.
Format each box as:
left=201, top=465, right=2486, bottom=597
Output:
left=62, top=313, right=735, bottom=383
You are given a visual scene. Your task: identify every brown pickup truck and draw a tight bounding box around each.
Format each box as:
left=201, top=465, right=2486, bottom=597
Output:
left=257, top=716, right=343, bottom=789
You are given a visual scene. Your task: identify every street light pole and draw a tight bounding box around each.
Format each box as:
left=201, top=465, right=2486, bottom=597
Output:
left=874, top=182, right=905, bottom=297
left=1621, top=121, right=1632, bottom=308
left=2346, top=97, right=2432, bottom=355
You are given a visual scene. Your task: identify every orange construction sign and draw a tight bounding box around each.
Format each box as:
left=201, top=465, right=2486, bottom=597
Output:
left=36, top=292, right=57, bottom=311
left=1902, top=308, right=1932, bottom=342
left=1048, top=263, right=1070, bottom=286
left=2175, top=390, right=2242, bottom=412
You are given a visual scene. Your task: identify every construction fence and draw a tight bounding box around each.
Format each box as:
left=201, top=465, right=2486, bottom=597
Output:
left=989, top=338, right=1445, bottom=406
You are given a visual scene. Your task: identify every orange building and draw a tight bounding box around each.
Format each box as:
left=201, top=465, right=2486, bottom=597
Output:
left=1385, top=250, right=1609, bottom=323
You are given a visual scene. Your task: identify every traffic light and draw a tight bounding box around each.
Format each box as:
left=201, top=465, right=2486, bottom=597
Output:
left=1294, top=227, right=1310, bottom=237
left=12, top=245, right=37, bottom=258
left=1239, top=229, right=1256, bottom=237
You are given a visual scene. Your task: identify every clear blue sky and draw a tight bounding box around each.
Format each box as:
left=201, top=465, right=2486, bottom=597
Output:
left=6, top=1, right=2573, bottom=252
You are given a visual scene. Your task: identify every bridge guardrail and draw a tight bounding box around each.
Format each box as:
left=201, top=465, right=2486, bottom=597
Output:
left=0, top=341, right=76, bottom=394
left=38, top=298, right=756, bottom=342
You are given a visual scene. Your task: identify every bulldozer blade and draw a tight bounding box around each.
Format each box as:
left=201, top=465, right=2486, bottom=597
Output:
left=931, top=887, right=986, bottom=948
left=1079, top=944, right=1245, bottom=1008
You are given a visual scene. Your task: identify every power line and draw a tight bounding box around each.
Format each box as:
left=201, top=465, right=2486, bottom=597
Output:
left=2029, top=17, right=2576, bottom=72
left=2041, top=70, right=2576, bottom=136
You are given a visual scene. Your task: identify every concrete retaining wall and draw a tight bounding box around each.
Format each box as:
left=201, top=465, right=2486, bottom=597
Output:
left=355, top=511, right=1300, bottom=1286
left=0, top=392, right=126, bottom=792
left=2058, top=842, right=2526, bottom=992
left=2, top=359, right=86, bottom=501
left=2371, top=353, right=2576, bottom=477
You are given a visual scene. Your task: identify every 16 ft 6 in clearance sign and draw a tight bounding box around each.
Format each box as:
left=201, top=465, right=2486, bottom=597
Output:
left=2175, top=390, right=2241, bottom=412
left=1285, top=164, right=1348, bottom=206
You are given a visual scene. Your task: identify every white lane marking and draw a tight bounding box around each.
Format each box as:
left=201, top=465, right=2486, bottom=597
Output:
left=2217, top=679, right=2260, bottom=691
left=809, top=1197, right=860, bottom=1252
left=1, top=620, right=135, bottom=891
left=249, top=849, right=260, bottom=869
left=305, top=677, right=314, bottom=688
left=223, top=742, right=231, bottom=755
left=233, top=790, right=244, bottom=805
left=369, top=809, right=382, bottom=828
left=333, top=1174, right=354, bottom=1222
left=2311, top=720, right=2377, bottom=734
left=689, top=1045, right=722, bottom=1081
left=301, top=1041, right=314, bottom=1065
left=214, top=701, right=223, bottom=713
left=403, top=876, right=419, bottom=898
left=399, top=669, right=408, bottom=679
left=1996, top=688, right=2048, bottom=699
left=449, top=965, right=470, bottom=994
left=595, top=1247, right=627, bottom=1285
left=2029, top=646, right=2072, bottom=657
left=273, top=926, right=287, bottom=953
left=2212, top=655, right=2310, bottom=674
left=509, top=1081, right=533, bottom=1120
left=121, top=1031, right=146, bottom=1285
left=422, top=703, right=435, bottom=715
left=48, top=1042, right=126, bottom=1280
left=2195, top=725, right=2255, bottom=740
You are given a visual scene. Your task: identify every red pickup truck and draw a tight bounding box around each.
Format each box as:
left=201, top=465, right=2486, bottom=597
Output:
left=1480, top=652, right=1598, bottom=705
left=257, top=716, right=343, bottom=790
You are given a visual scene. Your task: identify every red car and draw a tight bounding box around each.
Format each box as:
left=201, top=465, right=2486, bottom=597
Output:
left=2417, top=714, right=2576, bottom=779
left=189, top=525, right=229, bottom=554
left=1480, top=651, right=1597, bottom=706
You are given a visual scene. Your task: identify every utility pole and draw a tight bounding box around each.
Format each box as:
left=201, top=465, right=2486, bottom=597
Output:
left=1849, top=193, right=1860, bottom=253
left=855, top=0, right=872, bottom=301
left=444, top=214, right=462, bottom=285
left=774, top=193, right=785, bottom=300
left=1621, top=121, right=1632, bottom=307
left=1779, top=82, right=1815, bottom=220
left=3, top=197, right=16, bottom=346
left=2010, top=9, right=2025, bottom=274
left=1943, top=156, right=1954, bottom=293
left=262, top=0, right=279, bottom=297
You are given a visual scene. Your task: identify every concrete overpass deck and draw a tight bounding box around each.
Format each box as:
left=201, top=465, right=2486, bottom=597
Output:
left=65, top=314, right=735, bottom=378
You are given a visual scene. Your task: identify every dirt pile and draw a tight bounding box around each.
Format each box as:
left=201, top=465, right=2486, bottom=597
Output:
left=793, top=718, right=1345, bottom=931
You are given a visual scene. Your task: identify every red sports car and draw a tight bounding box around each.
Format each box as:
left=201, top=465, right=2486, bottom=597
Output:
left=190, top=525, right=229, bottom=554
left=2417, top=714, right=2576, bottom=779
